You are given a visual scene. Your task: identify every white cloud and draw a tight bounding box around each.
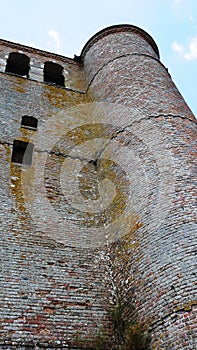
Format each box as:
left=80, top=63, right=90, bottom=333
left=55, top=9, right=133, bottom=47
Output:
left=172, top=35, right=197, bottom=61
left=47, top=30, right=61, bottom=54
left=172, top=41, right=184, bottom=54
left=184, top=35, right=197, bottom=60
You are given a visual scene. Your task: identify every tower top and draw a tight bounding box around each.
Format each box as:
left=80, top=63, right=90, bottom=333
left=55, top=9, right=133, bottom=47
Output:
left=81, top=24, right=160, bottom=60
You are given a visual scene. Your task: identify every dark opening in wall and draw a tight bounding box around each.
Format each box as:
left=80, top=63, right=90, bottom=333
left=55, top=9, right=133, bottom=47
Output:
left=44, top=61, right=65, bottom=86
left=21, top=116, right=38, bottom=130
left=5, top=52, right=30, bottom=77
left=11, top=140, right=34, bottom=165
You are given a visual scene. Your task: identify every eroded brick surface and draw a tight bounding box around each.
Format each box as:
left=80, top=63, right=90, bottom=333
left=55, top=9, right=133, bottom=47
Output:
left=0, top=25, right=196, bottom=349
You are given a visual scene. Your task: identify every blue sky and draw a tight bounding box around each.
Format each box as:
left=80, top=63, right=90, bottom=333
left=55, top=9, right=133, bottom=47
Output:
left=0, top=0, right=196, bottom=116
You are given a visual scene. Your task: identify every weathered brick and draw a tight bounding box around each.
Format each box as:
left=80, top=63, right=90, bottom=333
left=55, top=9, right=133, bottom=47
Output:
left=0, top=24, right=196, bottom=349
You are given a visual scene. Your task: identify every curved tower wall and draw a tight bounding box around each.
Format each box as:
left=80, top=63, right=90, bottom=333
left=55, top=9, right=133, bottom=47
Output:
left=82, top=25, right=197, bottom=349
left=82, top=25, right=194, bottom=120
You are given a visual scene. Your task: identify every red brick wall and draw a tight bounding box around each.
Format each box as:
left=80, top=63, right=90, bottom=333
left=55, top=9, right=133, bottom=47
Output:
left=82, top=25, right=197, bottom=349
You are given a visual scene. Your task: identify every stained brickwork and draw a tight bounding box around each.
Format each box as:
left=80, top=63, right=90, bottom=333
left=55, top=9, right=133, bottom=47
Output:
left=0, top=24, right=196, bottom=349
left=0, top=39, right=86, bottom=91
left=82, top=25, right=197, bottom=349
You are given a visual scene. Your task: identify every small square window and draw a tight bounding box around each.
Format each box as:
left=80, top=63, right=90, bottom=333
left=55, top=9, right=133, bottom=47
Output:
left=11, top=140, right=34, bottom=165
left=21, top=116, right=38, bottom=130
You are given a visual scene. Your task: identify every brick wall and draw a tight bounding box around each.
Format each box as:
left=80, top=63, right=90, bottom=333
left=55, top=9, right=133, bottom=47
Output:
left=0, top=25, right=196, bottom=349
left=0, top=60, right=111, bottom=348
left=82, top=25, right=197, bottom=349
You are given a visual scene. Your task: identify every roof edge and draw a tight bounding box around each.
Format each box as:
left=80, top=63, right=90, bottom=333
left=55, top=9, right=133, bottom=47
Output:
left=0, top=38, right=79, bottom=65
left=81, top=24, right=160, bottom=60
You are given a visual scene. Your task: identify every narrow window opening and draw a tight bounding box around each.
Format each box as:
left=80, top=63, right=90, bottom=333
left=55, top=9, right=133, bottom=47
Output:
left=44, top=61, right=65, bottom=87
left=11, top=140, right=34, bottom=165
left=21, top=116, right=38, bottom=130
left=5, top=52, right=30, bottom=77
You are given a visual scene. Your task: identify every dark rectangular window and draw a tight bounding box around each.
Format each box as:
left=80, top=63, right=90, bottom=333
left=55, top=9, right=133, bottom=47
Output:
left=21, top=116, right=38, bottom=130
left=11, top=140, right=34, bottom=165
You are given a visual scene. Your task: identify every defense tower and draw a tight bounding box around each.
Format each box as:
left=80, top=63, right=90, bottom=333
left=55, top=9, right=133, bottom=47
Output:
left=0, top=25, right=196, bottom=349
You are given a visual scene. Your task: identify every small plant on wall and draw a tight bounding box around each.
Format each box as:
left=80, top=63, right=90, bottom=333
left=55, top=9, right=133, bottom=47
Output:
left=109, top=302, right=151, bottom=350
left=92, top=302, right=151, bottom=350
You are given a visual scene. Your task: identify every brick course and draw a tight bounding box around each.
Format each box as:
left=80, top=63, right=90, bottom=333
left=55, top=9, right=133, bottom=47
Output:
left=0, top=24, right=196, bottom=349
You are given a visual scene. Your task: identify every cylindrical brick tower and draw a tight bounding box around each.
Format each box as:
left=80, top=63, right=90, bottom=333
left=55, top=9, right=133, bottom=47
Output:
left=81, top=24, right=197, bottom=349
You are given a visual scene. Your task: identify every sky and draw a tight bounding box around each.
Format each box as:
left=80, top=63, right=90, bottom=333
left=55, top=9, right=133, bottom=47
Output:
left=0, top=0, right=196, bottom=116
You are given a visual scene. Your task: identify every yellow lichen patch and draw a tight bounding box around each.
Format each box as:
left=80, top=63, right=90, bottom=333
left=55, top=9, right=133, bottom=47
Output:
left=69, top=66, right=87, bottom=91
left=43, top=83, right=87, bottom=111
left=10, top=163, right=26, bottom=214
left=8, top=89, right=142, bottom=250
left=4, top=143, right=11, bottom=162
left=91, top=214, right=149, bottom=349
left=79, top=163, right=100, bottom=200
left=10, top=155, right=35, bottom=226
left=13, top=84, right=26, bottom=94
left=19, top=127, right=36, bottom=139
left=12, top=76, right=28, bottom=93
left=108, top=217, right=142, bottom=278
